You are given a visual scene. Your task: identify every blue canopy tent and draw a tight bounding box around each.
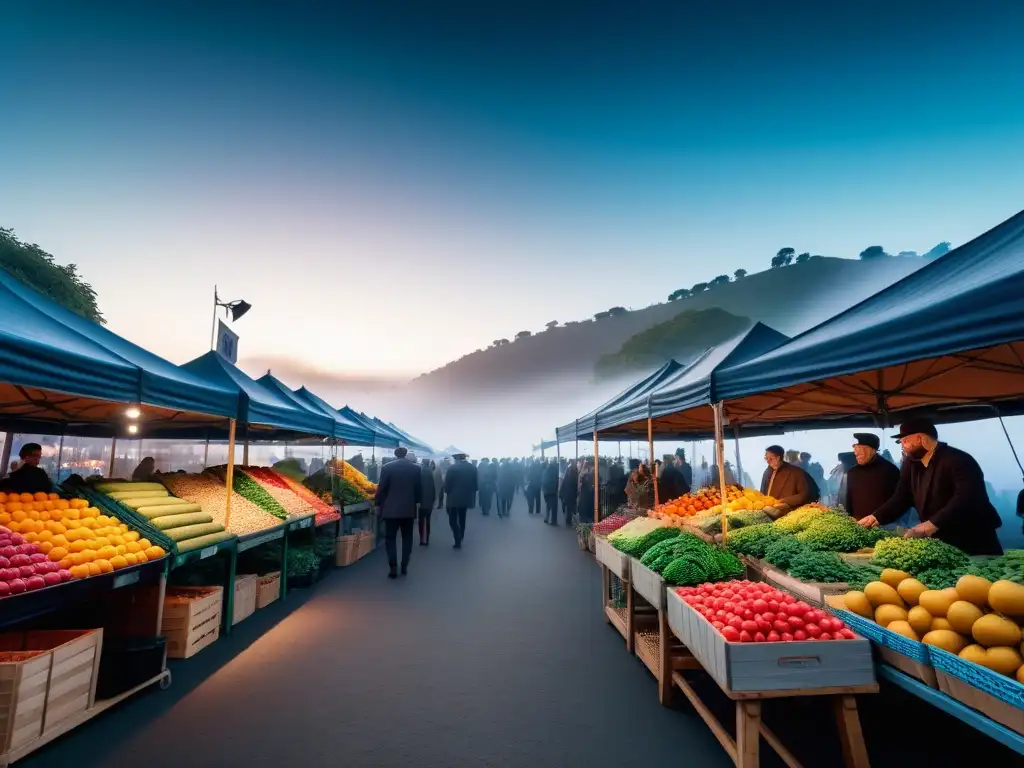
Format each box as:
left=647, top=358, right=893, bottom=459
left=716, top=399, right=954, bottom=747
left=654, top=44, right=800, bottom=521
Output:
left=287, top=386, right=376, bottom=446
left=373, top=418, right=433, bottom=454
left=169, top=352, right=334, bottom=441
left=0, top=268, right=237, bottom=436
left=693, top=208, right=1024, bottom=434
left=335, top=406, right=399, bottom=449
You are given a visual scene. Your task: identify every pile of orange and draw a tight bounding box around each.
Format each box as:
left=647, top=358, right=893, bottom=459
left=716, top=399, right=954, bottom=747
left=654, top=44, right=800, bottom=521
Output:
left=0, top=491, right=166, bottom=580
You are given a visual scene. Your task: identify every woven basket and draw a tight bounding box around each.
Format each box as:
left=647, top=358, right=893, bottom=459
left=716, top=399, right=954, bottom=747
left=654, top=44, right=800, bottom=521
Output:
left=335, top=535, right=359, bottom=566
left=356, top=530, right=375, bottom=559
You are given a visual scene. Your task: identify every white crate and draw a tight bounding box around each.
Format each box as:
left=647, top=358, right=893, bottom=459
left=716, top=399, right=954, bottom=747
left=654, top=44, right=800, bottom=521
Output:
left=630, top=558, right=666, bottom=610
left=666, top=589, right=874, bottom=693
left=594, top=536, right=630, bottom=580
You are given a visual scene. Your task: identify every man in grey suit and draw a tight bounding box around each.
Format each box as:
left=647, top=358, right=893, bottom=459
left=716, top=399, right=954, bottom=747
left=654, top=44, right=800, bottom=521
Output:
left=443, top=453, right=478, bottom=549
left=375, top=447, right=422, bottom=579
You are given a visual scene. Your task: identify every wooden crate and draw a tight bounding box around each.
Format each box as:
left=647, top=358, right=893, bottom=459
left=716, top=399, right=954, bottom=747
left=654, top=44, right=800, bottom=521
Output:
left=594, top=536, right=630, bottom=580
left=666, top=589, right=874, bottom=693
left=162, top=586, right=223, bottom=659
left=357, top=530, right=375, bottom=559
left=232, top=575, right=260, bottom=626
left=26, top=631, right=102, bottom=733
left=878, top=645, right=937, bottom=688
left=335, top=535, right=359, bottom=566
left=630, top=558, right=666, bottom=610
left=256, top=572, right=281, bottom=609
left=936, top=670, right=1024, bottom=736
left=0, top=650, right=50, bottom=755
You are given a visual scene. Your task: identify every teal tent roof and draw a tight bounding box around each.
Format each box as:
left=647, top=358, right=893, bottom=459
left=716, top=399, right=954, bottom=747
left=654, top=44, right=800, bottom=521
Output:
left=0, top=268, right=237, bottom=434
left=289, top=387, right=377, bottom=445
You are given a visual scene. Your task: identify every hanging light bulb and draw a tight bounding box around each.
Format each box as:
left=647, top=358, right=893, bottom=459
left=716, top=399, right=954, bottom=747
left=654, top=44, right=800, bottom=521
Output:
left=127, top=424, right=139, bottom=435
left=125, top=406, right=141, bottom=419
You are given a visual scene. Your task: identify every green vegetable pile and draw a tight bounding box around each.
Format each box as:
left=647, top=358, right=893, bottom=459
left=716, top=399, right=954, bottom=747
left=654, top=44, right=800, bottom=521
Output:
left=287, top=546, right=321, bottom=579
left=794, top=512, right=872, bottom=552
left=612, top=526, right=681, bottom=557
left=965, top=550, right=1024, bottom=584
left=916, top=567, right=963, bottom=590
left=639, top=532, right=744, bottom=585
left=724, top=523, right=787, bottom=558
left=773, top=505, right=833, bottom=533
left=846, top=564, right=885, bottom=591
left=231, top=471, right=289, bottom=520
left=871, top=537, right=970, bottom=574
left=696, top=510, right=772, bottom=535
left=788, top=550, right=858, bottom=584
left=763, top=535, right=806, bottom=569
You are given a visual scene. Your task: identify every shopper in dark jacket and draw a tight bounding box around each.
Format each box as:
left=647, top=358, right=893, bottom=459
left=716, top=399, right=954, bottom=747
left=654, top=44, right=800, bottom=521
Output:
left=526, top=460, right=544, bottom=515
left=497, top=460, right=516, bottom=518
left=444, top=454, right=478, bottom=548
left=418, top=460, right=437, bottom=546
left=844, top=434, right=900, bottom=520
left=478, top=458, right=495, bottom=516
left=576, top=464, right=595, bottom=524
left=559, top=460, right=579, bottom=525
left=542, top=460, right=560, bottom=524
left=859, top=419, right=1002, bottom=555
left=375, top=447, right=422, bottom=578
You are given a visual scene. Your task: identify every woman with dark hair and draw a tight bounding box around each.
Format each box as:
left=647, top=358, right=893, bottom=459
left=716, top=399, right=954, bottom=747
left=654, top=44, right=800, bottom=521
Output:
left=132, top=456, right=157, bottom=482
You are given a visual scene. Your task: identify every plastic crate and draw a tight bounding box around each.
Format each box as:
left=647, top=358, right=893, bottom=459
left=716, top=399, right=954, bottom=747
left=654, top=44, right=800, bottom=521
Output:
left=829, top=608, right=931, bottom=664
left=930, top=646, right=1024, bottom=710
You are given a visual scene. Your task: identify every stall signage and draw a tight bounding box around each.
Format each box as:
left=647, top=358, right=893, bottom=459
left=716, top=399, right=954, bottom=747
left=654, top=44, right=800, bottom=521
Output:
left=113, top=571, right=141, bottom=589
left=216, top=320, right=239, bottom=363
left=199, top=546, right=219, bottom=560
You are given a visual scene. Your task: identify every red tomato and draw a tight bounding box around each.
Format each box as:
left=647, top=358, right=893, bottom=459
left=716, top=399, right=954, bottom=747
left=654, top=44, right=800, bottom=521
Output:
left=751, top=599, right=769, bottom=614
left=712, top=621, right=725, bottom=630
left=806, top=609, right=824, bottom=624
left=781, top=632, right=794, bottom=642
left=713, top=597, right=725, bottom=610
left=832, top=619, right=846, bottom=632
left=768, top=599, right=780, bottom=612
left=728, top=616, right=744, bottom=630
left=819, top=632, right=833, bottom=641
left=819, top=618, right=834, bottom=633
left=772, top=619, right=789, bottom=634
left=782, top=594, right=796, bottom=604
left=742, top=609, right=754, bottom=621
left=761, top=611, right=776, bottom=623
left=722, top=625, right=741, bottom=642
left=739, top=630, right=753, bottom=643
left=756, top=619, right=772, bottom=634
left=767, top=631, right=781, bottom=643
left=805, top=623, right=822, bottom=639
left=793, top=629, right=808, bottom=641
left=741, top=620, right=759, bottom=633
left=839, top=628, right=856, bottom=640
left=753, top=632, right=766, bottom=643
left=787, top=615, right=805, bottom=630
left=723, top=601, right=736, bottom=613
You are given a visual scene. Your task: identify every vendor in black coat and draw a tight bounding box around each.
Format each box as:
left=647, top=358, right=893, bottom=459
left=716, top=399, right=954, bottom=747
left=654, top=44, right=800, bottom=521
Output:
left=0, top=443, right=51, bottom=495
left=858, top=418, right=1002, bottom=555
left=844, top=434, right=900, bottom=520
left=542, top=460, right=560, bottom=525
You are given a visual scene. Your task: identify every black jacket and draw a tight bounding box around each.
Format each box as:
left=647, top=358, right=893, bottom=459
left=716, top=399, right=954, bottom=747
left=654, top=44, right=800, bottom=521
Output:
left=444, top=459, right=479, bottom=509
left=420, top=464, right=436, bottom=510
left=375, top=458, right=422, bottom=519
left=0, top=464, right=51, bottom=495
left=559, top=466, right=579, bottom=504
left=542, top=463, right=559, bottom=495
left=527, top=463, right=544, bottom=492
left=844, top=457, right=900, bottom=520
left=497, top=463, right=516, bottom=493
left=478, top=462, right=496, bottom=489
left=659, top=465, right=691, bottom=501
left=873, top=443, right=1002, bottom=554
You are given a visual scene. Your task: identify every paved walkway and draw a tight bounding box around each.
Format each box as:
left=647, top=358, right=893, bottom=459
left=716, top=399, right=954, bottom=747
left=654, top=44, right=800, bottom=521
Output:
left=21, top=498, right=1017, bottom=767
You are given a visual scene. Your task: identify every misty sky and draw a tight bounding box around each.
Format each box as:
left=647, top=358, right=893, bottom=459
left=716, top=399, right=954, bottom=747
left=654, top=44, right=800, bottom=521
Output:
left=3, top=2, right=1024, bottom=382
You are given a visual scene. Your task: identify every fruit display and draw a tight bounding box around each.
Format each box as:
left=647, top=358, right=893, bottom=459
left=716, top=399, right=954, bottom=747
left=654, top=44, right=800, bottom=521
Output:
left=0, top=490, right=168, bottom=592
left=328, top=459, right=377, bottom=498
left=652, top=486, right=778, bottom=522
left=678, top=580, right=857, bottom=643
left=0, top=523, right=72, bottom=596
left=94, top=481, right=234, bottom=553
left=255, top=469, right=340, bottom=523
left=161, top=473, right=282, bottom=536
left=639, top=532, right=744, bottom=585
left=842, top=572, right=1024, bottom=681
left=772, top=503, right=833, bottom=533
left=593, top=513, right=637, bottom=536
left=871, top=537, right=971, bottom=574
left=205, top=466, right=289, bottom=521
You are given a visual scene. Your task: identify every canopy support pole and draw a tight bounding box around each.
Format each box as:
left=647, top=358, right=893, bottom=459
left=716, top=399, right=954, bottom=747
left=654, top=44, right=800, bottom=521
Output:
left=242, top=439, right=249, bottom=467
left=109, top=437, right=117, bottom=478
left=224, top=419, right=236, bottom=529
left=55, top=431, right=65, bottom=485
left=203, top=438, right=210, bottom=469
left=0, top=432, right=12, bottom=479
left=713, top=402, right=729, bottom=543
left=733, top=425, right=743, bottom=485
left=648, top=416, right=659, bottom=506
left=593, top=432, right=600, bottom=523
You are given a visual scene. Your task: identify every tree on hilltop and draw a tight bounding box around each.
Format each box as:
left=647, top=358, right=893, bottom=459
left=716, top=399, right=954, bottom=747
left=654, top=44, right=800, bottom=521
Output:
left=771, top=247, right=795, bottom=268
left=545, top=320, right=558, bottom=330
left=923, top=242, right=951, bottom=260
left=859, top=245, right=888, bottom=260
left=692, top=282, right=708, bottom=293
left=668, top=287, right=691, bottom=301
left=709, top=274, right=730, bottom=286
left=796, top=252, right=810, bottom=263
left=733, top=269, right=747, bottom=280
left=515, top=330, right=532, bottom=340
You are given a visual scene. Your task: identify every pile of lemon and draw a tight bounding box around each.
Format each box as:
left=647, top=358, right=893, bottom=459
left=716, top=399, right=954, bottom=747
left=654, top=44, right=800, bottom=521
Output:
left=0, top=492, right=166, bottom=580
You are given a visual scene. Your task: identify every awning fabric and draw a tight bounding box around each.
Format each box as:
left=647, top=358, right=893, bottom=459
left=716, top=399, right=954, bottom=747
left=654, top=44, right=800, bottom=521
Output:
left=287, top=386, right=377, bottom=445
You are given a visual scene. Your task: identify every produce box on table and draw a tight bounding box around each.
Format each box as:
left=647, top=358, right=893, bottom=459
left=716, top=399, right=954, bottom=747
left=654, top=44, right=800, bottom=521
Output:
left=595, top=536, right=629, bottom=579
left=930, top=647, right=1024, bottom=736
left=667, top=581, right=874, bottom=693
left=630, top=558, right=665, bottom=610
left=162, top=586, right=222, bottom=659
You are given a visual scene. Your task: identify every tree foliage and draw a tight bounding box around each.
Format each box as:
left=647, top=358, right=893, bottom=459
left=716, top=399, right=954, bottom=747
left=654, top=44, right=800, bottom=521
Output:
left=545, top=320, right=559, bottom=329
left=668, top=287, right=691, bottom=302
left=733, top=269, right=747, bottom=280
left=692, top=282, right=708, bottom=293
left=859, top=245, right=888, bottom=260
left=0, top=228, right=104, bottom=323
left=771, top=247, right=795, bottom=268
left=515, top=330, right=532, bottom=340
left=710, top=274, right=730, bottom=286
left=795, top=252, right=810, bottom=263
left=923, top=242, right=951, bottom=260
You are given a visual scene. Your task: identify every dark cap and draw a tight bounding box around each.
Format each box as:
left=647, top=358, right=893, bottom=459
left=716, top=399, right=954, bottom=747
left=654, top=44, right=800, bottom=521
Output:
left=892, top=418, right=938, bottom=441
left=853, top=433, right=880, bottom=450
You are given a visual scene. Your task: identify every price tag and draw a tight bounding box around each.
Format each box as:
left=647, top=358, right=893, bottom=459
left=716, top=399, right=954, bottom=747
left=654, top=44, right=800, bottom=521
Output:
left=113, top=571, right=141, bottom=589
left=199, top=546, right=219, bottom=560
left=299, top=517, right=312, bottom=529
left=238, top=529, right=284, bottom=553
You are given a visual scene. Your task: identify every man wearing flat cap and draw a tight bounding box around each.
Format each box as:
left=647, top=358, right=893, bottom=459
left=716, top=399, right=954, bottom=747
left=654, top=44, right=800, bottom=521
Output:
left=858, top=418, right=1003, bottom=555
left=842, top=433, right=900, bottom=520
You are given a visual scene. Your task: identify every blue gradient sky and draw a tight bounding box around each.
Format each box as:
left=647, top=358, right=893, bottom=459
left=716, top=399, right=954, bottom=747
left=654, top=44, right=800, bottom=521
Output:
left=2, top=2, right=1024, bottom=381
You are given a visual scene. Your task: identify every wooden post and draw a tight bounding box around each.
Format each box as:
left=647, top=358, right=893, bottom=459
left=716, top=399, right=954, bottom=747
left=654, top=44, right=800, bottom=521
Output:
left=109, top=436, right=117, bottom=478
left=713, top=402, right=729, bottom=543
left=56, top=431, right=65, bottom=484
left=202, top=438, right=210, bottom=469
left=224, top=419, right=237, bottom=529
left=243, top=439, right=249, bottom=466
left=593, top=431, right=599, bottom=522
left=648, top=414, right=659, bottom=506
left=733, top=424, right=743, bottom=485
left=0, top=431, right=12, bottom=478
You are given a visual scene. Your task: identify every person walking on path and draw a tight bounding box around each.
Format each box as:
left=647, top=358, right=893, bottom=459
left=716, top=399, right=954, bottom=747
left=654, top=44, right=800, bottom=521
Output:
left=374, top=447, right=422, bottom=579
left=497, top=459, right=516, bottom=518
left=526, top=459, right=544, bottom=515
left=433, top=460, right=445, bottom=510
left=444, top=453, right=478, bottom=548
left=542, top=459, right=560, bottom=525
left=478, top=458, right=496, bottom=516
left=559, top=460, right=579, bottom=526
left=418, top=459, right=437, bottom=546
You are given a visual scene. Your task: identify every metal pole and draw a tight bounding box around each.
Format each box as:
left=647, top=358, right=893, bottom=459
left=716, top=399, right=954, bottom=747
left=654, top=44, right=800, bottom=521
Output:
left=243, top=439, right=249, bottom=466
left=713, top=403, right=729, bottom=543
left=210, top=286, right=219, bottom=351
left=224, top=419, right=237, bottom=529
left=56, top=431, right=65, bottom=484
left=203, top=438, right=210, bottom=469
left=0, top=432, right=12, bottom=478
left=733, top=424, right=743, bottom=486
left=648, top=415, right=659, bottom=506
left=593, top=431, right=600, bottom=523
left=109, top=436, right=117, bottom=478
